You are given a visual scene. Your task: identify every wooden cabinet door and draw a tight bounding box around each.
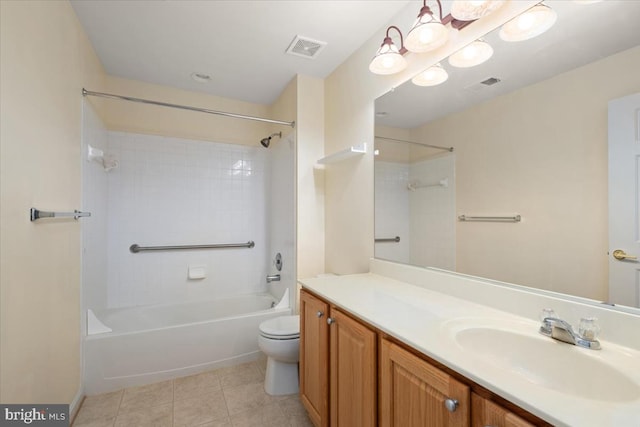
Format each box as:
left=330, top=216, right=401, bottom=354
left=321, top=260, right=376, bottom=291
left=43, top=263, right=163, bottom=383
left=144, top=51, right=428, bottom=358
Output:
left=300, top=290, right=329, bottom=427
left=329, top=307, right=377, bottom=427
left=380, top=338, right=470, bottom=427
left=471, top=393, right=535, bottom=427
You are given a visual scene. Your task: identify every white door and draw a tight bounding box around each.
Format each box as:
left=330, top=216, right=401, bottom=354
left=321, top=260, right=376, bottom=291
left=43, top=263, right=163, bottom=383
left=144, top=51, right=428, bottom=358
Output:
left=608, top=92, right=640, bottom=308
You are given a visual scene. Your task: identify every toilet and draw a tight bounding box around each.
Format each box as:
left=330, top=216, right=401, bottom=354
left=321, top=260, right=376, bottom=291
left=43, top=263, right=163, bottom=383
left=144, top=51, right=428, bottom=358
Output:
left=258, top=315, right=300, bottom=395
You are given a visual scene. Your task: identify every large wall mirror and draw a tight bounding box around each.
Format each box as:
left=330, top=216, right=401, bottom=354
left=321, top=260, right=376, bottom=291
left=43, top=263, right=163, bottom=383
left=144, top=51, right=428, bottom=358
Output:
left=374, top=0, right=640, bottom=312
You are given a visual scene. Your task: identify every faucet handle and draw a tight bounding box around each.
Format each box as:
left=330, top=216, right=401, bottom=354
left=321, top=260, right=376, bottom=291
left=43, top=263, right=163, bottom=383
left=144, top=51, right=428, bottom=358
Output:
left=578, top=317, right=600, bottom=341
left=539, top=308, right=557, bottom=323
left=539, top=309, right=559, bottom=336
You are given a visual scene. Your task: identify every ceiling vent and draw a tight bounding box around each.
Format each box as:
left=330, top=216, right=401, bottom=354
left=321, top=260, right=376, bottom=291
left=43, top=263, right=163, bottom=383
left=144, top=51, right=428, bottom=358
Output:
left=464, top=77, right=502, bottom=93
left=481, top=77, right=501, bottom=86
left=285, top=35, right=327, bottom=59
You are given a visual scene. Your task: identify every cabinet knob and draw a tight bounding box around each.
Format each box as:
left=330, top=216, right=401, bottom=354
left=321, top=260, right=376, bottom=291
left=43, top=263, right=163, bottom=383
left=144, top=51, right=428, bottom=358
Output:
left=327, top=317, right=335, bottom=325
left=316, top=311, right=324, bottom=318
left=444, top=398, right=458, bottom=412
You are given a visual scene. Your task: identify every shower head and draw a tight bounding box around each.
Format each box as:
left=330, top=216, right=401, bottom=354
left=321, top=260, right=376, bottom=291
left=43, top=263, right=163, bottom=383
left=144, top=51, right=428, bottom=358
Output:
left=260, top=132, right=282, bottom=148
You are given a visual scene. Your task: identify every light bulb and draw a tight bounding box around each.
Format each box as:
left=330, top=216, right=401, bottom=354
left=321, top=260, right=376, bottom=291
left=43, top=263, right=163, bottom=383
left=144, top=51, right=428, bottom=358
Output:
left=462, top=44, right=477, bottom=59
left=369, top=41, right=407, bottom=75
left=412, top=63, right=449, bottom=87
left=448, top=39, right=493, bottom=68
left=517, top=12, right=536, bottom=30
left=499, top=3, right=557, bottom=42
left=405, top=8, right=449, bottom=53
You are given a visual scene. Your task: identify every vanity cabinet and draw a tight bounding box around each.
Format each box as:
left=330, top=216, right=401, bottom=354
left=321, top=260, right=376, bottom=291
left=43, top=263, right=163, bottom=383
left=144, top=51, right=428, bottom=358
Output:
left=300, top=289, right=548, bottom=427
left=471, top=393, right=534, bottom=427
left=300, top=289, right=377, bottom=427
left=300, top=290, right=329, bottom=426
left=380, top=338, right=470, bottom=427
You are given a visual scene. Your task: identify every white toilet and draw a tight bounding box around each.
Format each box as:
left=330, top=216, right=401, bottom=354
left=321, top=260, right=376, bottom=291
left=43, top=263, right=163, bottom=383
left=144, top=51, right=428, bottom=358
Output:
left=258, top=315, right=300, bottom=395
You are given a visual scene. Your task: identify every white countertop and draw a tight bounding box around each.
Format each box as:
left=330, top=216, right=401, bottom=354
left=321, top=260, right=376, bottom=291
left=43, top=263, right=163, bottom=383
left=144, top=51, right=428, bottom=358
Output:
left=299, top=272, right=640, bottom=427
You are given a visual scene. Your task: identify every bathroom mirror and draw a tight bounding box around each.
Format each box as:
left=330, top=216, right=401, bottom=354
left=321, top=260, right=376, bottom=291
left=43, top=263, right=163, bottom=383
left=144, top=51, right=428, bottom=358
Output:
left=374, top=0, right=640, bottom=312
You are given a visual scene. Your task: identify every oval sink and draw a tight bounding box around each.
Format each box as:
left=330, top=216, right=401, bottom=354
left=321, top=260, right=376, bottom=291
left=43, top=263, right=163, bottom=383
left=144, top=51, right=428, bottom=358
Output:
left=453, top=326, right=640, bottom=402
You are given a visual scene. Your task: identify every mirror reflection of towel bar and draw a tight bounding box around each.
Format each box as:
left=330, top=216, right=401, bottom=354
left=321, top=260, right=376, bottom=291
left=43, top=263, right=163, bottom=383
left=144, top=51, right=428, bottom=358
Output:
left=375, top=236, right=401, bottom=243
left=458, top=215, right=521, bottom=222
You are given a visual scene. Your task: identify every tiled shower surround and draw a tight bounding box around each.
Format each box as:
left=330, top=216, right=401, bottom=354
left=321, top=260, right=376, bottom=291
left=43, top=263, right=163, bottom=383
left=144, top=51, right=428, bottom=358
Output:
left=375, top=154, right=455, bottom=270
left=104, top=131, right=271, bottom=308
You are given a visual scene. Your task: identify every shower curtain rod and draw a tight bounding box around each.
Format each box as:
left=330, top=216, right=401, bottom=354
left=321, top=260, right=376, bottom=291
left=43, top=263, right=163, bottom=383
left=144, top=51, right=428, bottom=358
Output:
left=82, top=89, right=295, bottom=128
left=375, top=136, right=453, bottom=152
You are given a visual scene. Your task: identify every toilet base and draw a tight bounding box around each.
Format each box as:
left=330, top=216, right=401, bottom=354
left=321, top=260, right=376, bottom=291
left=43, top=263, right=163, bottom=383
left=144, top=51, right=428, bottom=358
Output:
left=264, top=358, right=299, bottom=396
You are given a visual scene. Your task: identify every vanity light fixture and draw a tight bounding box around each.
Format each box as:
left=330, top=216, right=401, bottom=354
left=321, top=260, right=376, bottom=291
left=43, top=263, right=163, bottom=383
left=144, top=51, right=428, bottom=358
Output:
left=404, top=0, right=449, bottom=53
left=450, top=0, right=506, bottom=21
left=448, top=38, right=493, bottom=68
left=412, top=63, right=449, bottom=86
left=369, top=26, right=408, bottom=75
left=369, top=0, right=505, bottom=76
left=499, top=2, right=558, bottom=42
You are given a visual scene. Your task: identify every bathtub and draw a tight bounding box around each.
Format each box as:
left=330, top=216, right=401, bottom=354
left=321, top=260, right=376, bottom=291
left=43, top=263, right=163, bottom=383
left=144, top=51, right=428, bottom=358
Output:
left=84, top=293, right=290, bottom=394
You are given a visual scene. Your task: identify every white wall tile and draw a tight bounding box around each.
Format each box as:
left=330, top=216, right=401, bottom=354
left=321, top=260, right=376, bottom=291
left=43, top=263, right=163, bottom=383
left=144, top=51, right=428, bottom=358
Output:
left=105, top=131, right=272, bottom=308
left=374, top=155, right=456, bottom=269
left=409, top=154, right=456, bottom=270
left=374, top=161, right=411, bottom=264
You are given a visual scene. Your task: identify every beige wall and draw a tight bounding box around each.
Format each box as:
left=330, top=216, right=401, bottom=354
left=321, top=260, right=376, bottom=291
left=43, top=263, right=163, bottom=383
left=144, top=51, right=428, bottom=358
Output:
left=323, top=1, right=538, bottom=274
left=0, top=0, right=105, bottom=404
left=102, top=75, right=274, bottom=146
left=295, top=75, right=325, bottom=279
left=410, top=46, right=640, bottom=300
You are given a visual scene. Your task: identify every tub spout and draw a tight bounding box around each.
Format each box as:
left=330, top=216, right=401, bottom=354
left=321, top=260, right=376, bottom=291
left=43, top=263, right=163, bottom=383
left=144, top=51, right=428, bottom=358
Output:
left=266, top=274, right=281, bottom=283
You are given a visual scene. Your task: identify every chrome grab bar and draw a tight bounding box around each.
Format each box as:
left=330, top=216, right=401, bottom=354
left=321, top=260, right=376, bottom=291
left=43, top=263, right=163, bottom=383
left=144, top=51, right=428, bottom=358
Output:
left=458, top=215, right=521, bottom=222
left=30, top=208, right=91, bottom=221
left=130, top=241, right=255, bottom=253
left=375, top=236, right=400, bottom=243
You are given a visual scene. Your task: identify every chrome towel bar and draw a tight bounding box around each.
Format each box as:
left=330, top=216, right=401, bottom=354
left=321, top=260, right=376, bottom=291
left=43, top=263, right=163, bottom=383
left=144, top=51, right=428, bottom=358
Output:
left=130, top=241, right=255, bottom=253
left=458, top=215, right=521, bottom=222
left=375, top=236, right=401, bottom=243
left=30, top=208, right=91, bottom=221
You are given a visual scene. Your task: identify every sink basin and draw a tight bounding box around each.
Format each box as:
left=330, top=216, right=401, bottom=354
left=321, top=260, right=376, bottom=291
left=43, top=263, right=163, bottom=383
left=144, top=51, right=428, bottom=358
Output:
left=451, top=324, right=640, bottom=402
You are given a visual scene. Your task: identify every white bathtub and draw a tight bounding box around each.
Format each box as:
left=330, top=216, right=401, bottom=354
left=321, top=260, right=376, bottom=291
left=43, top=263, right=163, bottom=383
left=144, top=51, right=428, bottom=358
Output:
left=84, top=293, right=290, bottom=394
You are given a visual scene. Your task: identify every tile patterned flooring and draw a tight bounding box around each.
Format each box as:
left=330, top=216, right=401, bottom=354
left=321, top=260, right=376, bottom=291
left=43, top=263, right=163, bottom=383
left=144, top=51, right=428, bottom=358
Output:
left=72, top=356, right=313, bottom=427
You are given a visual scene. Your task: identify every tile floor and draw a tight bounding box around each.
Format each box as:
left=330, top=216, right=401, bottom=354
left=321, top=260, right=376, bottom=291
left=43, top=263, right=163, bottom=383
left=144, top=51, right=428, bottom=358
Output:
left=72, top=356, right=313, bottom=427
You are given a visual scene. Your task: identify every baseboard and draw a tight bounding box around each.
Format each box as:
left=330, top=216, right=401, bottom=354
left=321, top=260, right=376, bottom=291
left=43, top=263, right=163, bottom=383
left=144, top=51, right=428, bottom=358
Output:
left=69, top=386, right=85, bottom=424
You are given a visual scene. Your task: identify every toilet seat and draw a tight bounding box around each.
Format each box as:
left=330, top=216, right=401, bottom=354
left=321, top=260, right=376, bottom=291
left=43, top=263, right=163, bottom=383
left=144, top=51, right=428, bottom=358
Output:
left=259, top=315, right=299, bottom=340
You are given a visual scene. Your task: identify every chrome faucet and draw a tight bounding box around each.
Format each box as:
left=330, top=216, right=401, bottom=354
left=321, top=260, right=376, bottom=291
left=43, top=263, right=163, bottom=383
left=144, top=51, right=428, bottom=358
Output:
left=266, top=274, right=281, bottom=283
left=539, top=316, right=601, bottom=350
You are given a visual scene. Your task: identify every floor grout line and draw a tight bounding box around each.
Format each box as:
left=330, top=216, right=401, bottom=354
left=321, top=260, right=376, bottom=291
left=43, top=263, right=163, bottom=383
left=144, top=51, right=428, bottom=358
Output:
left=74, top=359, right=313, bottom=427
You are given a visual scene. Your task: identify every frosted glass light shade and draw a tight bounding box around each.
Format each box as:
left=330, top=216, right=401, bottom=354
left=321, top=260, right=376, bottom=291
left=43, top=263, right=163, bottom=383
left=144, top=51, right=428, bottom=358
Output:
left=405, top=14, right=449, bottom=53
left=369, top=40, right=407, bottom=75
left=448, top=39, right=493, bottom=68
left=412, top=63, right=448, bottom=86
left=451, top=0, right=505, bottom=21
left=499, top=3, right=557, bottom=42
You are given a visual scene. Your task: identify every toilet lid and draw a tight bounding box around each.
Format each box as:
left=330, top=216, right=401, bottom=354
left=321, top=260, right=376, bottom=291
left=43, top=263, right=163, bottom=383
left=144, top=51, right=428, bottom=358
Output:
left=259, top=315, right=300, bottom=338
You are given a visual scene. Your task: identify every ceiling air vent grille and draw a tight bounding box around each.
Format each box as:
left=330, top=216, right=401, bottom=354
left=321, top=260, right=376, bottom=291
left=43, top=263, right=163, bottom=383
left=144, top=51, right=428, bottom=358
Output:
left=464, top=77, right=502, bottom=93
left=481, top=77, right=501, bottom=86
left=285, top=35, right=327, bottom=59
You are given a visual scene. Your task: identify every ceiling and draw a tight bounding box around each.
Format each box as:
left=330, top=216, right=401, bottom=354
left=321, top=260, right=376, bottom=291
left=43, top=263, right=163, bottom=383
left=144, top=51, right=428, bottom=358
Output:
left=70, top=0, right=411, bottom=106
left=375, top=0, right=640, bottom=129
